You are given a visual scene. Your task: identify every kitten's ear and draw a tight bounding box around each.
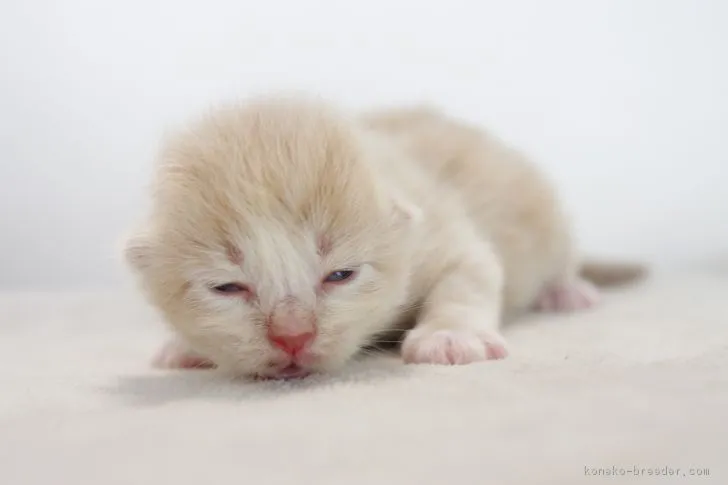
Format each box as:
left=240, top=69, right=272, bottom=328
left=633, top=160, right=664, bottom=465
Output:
left=122, top=229, right=158, bottom=272
left=389, top=192, right=423, bottom=228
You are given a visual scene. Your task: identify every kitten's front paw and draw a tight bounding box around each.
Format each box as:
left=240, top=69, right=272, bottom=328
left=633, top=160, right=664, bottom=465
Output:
left=401, top=328, right=508, bottom=365
left=152, top=339, right=216, bottom=370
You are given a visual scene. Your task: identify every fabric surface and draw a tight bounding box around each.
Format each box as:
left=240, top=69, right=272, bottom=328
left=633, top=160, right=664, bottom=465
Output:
left=1, top=271, right=726, bottom=485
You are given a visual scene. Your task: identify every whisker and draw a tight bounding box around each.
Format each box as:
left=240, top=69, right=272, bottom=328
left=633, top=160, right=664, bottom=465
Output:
left=358, top=349, right=392, bottom=359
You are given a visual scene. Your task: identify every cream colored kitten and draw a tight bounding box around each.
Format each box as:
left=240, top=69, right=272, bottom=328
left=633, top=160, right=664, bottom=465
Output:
left=124, top=95, right=644, bottom=379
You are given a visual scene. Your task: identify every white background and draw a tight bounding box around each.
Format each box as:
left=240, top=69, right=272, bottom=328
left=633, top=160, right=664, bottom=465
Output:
left=1, top=0, right=726, bottom=290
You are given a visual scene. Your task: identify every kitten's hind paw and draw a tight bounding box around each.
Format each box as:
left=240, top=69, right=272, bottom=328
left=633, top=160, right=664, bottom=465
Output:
left=533, top=278, right=599, bottom=313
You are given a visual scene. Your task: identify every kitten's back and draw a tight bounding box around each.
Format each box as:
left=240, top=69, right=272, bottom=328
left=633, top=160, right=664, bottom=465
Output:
left=361, top=107, right=574, bottom=311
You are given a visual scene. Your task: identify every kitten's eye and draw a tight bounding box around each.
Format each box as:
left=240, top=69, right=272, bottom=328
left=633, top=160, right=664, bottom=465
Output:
left=323, top=270, right=356, bottom=284
left=211, top=283, right=249, bottom=295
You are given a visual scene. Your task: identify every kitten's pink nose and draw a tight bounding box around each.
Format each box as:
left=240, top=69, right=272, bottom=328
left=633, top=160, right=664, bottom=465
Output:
left=267, top=301, right=317, bottom=356
left=267, top=331, right=315, bottom=356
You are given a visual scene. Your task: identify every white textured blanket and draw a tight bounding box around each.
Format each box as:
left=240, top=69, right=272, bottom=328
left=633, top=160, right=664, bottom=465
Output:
left=1, top=272, right=726, bottom=484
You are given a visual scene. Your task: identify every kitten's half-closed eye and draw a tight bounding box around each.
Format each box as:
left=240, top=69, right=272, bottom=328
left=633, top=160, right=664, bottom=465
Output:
left=211, top=282, right=252, bottom=296
left=323, top=270, right=357, bottom=284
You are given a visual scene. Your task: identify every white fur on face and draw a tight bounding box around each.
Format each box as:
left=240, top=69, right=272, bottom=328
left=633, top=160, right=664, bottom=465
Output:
left=137, top=221, right=411, bottom=377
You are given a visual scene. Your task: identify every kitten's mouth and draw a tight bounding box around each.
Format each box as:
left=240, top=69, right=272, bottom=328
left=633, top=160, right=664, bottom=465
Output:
left=256, top=364, right=311, bottom=381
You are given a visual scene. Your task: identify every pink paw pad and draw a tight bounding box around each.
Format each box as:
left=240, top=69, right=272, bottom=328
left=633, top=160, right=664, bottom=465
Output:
left=402, top=329, right=509, bottom=365
left=152, top=341, right=216, bottom=370
left=534, top=278, right=599, bottom=313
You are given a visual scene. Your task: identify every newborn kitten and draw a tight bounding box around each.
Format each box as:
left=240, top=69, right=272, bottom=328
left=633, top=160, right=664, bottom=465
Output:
left=124, top=96, right=645, bottom=379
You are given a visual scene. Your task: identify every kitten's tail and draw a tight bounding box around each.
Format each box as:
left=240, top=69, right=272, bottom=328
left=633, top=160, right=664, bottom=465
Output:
left=579, top=260, right=648, bottom=287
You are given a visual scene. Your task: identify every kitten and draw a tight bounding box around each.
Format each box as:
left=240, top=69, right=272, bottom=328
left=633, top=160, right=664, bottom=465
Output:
left=124, top=95, right=645, bottom=379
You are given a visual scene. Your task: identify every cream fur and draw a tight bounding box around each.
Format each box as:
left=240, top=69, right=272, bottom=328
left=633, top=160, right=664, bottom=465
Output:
left=124, top=95, right=639, bottom=378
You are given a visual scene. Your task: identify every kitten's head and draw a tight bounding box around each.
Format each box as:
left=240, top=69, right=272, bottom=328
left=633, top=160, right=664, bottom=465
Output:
left=125, top=97, right=420, bottom=378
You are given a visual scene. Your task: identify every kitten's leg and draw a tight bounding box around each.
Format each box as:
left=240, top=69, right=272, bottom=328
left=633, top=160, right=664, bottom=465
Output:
left=152, top=337, right=216, bottom=369
left=402, top=249, right=508, bottom=365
